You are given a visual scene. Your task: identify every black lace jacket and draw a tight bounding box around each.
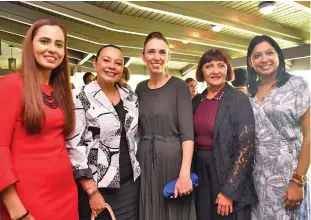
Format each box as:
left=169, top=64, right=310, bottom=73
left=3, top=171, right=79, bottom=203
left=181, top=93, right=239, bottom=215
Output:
left=193, top=83, right=258, bottom=210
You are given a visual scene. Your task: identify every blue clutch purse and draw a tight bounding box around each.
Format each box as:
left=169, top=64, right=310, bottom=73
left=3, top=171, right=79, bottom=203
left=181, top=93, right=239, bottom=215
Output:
left=163, top=173, right=199, bottom=199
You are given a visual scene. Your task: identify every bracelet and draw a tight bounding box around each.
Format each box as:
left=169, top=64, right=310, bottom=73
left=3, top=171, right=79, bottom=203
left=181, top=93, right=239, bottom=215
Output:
left=16, top=210, right=29, bottom=220
left=84, top=182, right=96, bottom=191
left=88, top=189, right=99, bottom=199
left=293, top=173, right=307, bottom=183
left=290, top=178, right=305, bottom=187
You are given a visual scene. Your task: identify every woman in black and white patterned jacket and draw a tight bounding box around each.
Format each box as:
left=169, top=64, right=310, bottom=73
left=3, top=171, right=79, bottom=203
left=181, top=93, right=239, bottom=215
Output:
left=66, top=44, right=140, bottom=220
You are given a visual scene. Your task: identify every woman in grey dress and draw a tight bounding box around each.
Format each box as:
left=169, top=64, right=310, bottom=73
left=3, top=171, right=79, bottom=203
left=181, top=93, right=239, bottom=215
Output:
left=135, top=32, right=194, bottom=220
left=247, top=35, right=310, bottom=220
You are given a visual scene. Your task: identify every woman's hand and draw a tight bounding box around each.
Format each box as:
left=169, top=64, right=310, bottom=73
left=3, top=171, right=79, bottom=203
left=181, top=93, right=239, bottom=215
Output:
left=215, top=192, right=233, bottom=216
left=88, top=190, right=106, bottom=217
left=174, top=172, right=193, bottom=198
left=284, top=182, right=304, bottom=209
left=79, top=179, right=106, bottom=217
left=1, top=185, right=34, bottom=220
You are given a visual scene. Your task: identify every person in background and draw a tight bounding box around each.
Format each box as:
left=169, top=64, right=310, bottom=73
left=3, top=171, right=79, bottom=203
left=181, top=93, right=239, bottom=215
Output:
left=118, top=66, right=130, bottom=87
left=66, top=44, right=140, bottom=220
left=231, top=68, right=248, bottom=94
left=247, top=35, right=310, bottom=220
left=0, top=19, right=78, bottom=220
left=70, top=82, right=75, bottom=89
left=83, top=71, right=95, bottom=85
left=185, top=77, right=198, bottom=99
left=192, top=48, right=257, bottom=220
left=135, top=32, right=194, bottom=220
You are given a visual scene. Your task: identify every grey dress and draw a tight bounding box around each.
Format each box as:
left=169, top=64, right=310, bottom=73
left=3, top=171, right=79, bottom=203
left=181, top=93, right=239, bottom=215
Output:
left=250, top=76, right=310, bottom=220
left=135, top=76, right=194, bottom=220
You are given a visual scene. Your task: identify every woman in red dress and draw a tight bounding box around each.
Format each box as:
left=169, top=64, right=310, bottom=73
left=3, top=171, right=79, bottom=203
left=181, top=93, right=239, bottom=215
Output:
left=0, top=19, right=78, bottom=220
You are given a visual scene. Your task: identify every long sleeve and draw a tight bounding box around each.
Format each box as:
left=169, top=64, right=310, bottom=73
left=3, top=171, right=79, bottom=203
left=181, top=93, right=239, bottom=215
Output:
left=65, top=88, right=93, bottom=179
left=177, top=81, right=194, bottom=142
left=0, top=75, right=22, bottom=191
left=221, top=94, right=255, bottom=201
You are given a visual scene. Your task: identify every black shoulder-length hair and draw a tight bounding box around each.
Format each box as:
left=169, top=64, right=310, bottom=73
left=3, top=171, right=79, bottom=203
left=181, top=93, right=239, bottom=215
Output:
left=246, top=35, right=291, bottom=97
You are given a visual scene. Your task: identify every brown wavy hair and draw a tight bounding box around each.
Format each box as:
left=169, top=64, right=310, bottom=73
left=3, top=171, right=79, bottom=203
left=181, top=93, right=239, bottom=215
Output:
left=18, top=19, right=75, bottom=136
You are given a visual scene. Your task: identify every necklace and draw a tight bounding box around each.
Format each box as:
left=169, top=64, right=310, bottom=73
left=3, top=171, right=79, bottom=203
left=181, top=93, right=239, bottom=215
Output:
left=42, top=90, right=59, bottom=109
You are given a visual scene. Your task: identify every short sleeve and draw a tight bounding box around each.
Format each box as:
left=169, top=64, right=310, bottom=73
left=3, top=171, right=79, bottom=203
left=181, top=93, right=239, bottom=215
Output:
left=135, top=80, right=145, bottom=98
left=294, top=77, right=310, bottom=119
left=0, top=74, right=22, bottom=191
left=177, top=80, right=194, bottom=142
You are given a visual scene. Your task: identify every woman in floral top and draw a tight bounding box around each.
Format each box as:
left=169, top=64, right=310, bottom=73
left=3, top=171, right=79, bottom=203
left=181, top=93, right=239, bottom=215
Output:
left=247, top=35, right=310, bottom=220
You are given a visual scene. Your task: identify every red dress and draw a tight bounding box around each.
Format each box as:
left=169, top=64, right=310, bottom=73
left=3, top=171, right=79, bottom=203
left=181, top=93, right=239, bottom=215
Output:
left=0, top=74, right=78, bottom=220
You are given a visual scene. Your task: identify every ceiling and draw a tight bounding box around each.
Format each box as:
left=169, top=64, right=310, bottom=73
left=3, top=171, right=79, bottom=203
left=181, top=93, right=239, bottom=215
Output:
left=0, top=1, right=310, bottom=76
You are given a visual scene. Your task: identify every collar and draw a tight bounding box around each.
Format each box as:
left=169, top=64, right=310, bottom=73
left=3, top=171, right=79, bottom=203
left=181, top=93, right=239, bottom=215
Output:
left=200, top=85, right=225, bottom=102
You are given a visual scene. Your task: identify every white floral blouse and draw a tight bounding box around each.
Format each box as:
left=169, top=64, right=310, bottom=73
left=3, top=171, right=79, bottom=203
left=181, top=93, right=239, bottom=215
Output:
left=250, top=75, right=310, bottom=220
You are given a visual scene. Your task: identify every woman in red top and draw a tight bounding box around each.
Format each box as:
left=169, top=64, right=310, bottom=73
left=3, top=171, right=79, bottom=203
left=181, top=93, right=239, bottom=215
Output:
left=0, top=19, right=78, bottom=220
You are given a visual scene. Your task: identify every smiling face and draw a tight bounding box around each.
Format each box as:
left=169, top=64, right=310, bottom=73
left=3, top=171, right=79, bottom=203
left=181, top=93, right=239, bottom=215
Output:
left=202, top=60, right=227, bottom=88
left=141, top=38, right=171, bottom=75
left=32, top=25, right=65, bottom=72
left=250, top=41, right=279, bottom=79
left=94, top=47, right=124, bottom=84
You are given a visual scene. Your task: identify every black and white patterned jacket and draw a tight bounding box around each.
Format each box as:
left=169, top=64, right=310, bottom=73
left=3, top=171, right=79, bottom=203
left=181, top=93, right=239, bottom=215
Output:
left=66, top=81, right=140, bottom=188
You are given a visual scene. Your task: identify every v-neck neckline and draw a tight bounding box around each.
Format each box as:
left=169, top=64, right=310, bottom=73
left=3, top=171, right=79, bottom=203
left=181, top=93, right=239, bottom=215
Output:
left=254, top=86, right=277, bottom=105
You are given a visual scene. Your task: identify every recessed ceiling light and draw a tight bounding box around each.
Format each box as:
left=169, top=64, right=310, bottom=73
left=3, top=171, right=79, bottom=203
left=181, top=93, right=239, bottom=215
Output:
left=258, top=1, right=275, bottom=14
left=192, top=32, right=200, bottom=38
left=181, top=40, right=189, bottom=44
left=212, top=25, right=223, bottom=32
